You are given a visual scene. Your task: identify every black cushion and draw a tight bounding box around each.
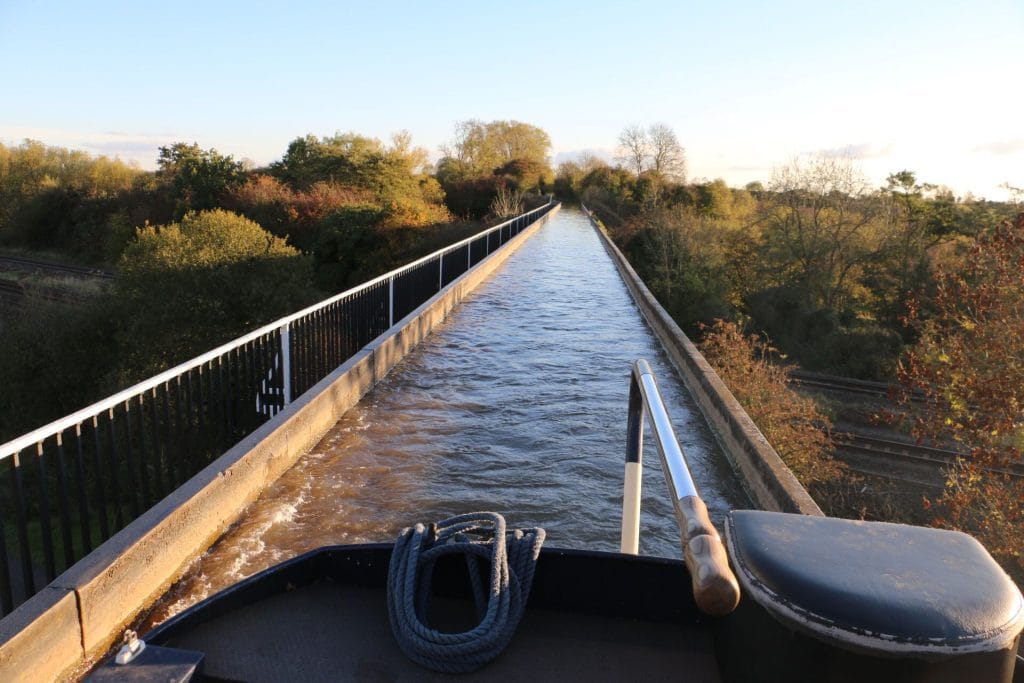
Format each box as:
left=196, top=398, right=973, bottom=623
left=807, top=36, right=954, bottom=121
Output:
left=725, top=511, right=1024, bottom=657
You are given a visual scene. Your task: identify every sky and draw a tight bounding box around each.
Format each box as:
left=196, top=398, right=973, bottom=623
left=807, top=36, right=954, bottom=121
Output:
left=1, top=0, right=1021, bottom=199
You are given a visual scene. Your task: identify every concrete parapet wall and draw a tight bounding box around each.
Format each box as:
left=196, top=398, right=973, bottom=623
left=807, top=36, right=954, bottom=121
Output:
left=583, top=207, right=822, bottom=518
left=0, top=204, right=560, bottom=681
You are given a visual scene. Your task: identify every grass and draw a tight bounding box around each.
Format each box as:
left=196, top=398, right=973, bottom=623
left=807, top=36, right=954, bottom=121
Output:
left=0, top=270, right=110, bottom=298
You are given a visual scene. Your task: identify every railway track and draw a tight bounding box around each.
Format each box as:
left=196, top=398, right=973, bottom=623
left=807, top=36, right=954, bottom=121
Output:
left=787, top=369, right=930, bottom=401
left=0, top=280, right=25, bottom=306
left=0, top=278, right=93, bottom=307
left=0, top=255, right=114, bottom=280
left=786, top=370, right=1019, bottom=487
left=834, top=433, right=1023, bottom=487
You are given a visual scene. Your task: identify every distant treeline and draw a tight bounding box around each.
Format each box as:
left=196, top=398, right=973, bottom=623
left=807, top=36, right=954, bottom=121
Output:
left=0, top=121, right=553, bottom=442
left=563, top=146, right=1018, bottom=380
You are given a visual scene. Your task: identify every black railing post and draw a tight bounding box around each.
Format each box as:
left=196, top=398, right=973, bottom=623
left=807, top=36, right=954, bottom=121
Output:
left=34, top=442, right=57, bottom=581
left=123, top=402, right=141, bottom=519
left=0, top=506, right=13, bottom=614
left=89, top=417, right=109, bottom=543
left=150, top=387, right=166, bottom=501
left=11, top=452, right=35, bottom=596
left=165, top=382, right=180, bottom=487
left=106, top=409, right=124, bottom=531
left=54, top=434, right=75, bottom=570
left=73, top=424, right=93, bottom=554
left=135, top=394, right=152, bottom=509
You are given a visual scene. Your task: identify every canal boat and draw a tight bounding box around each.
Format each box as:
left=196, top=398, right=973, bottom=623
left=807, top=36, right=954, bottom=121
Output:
left=91, top=361, right=1024, bottom=682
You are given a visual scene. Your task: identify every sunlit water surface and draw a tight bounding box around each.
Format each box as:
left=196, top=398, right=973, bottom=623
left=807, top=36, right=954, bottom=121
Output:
left=144, top=207, right=749, bottom=627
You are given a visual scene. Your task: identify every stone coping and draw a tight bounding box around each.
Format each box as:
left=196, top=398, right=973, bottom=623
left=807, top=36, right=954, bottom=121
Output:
left=582, top=205, right=822, bottom=518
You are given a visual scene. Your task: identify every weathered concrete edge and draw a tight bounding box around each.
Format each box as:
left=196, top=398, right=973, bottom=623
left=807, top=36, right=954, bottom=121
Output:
left=0, top=588, right=80, bottom=683
left=0, top=204, right=560, bottom=681
left=583, top=207, right=822, bottom=517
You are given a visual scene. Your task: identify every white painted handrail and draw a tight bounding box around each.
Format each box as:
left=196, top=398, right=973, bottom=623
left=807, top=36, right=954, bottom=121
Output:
left=0, top=201, right=553, bottom=461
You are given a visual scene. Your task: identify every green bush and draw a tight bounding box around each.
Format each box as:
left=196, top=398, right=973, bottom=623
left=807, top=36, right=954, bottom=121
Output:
left=312, top=209, right=389, bottom=291
left=0, top=300, right=119, bottom=441
left=438, top=177, right=501, bottom=219
left=624, top=226, right=731, bottom=335
left=115, top=209, right=315, bottom=379
left=744, top=287, right=903, bottom=379
left=808, top=326, right=903, bottom=379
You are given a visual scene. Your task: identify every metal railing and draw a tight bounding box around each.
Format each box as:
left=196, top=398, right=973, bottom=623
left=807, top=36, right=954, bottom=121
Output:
left=0, top=200, right=556, bottom=615
left=620, top=359, right=741, bottom=616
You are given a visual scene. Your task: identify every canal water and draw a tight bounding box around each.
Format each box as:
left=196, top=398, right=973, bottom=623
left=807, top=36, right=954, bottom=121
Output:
left=144, top=206, right=750, bottom=626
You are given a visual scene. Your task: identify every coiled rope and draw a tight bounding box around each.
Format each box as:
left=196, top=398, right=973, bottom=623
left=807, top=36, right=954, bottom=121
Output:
left=386, top=512, right=546, bottom=673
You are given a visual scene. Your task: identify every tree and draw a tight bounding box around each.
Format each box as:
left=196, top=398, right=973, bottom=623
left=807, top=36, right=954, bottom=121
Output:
left=434, top=176, right=503, bottom=219
left=439, top=120, right=552, bottom=177
left=554, top=160, right=584, bottom=200
left=898, top=213, right=1024, bottom=577
left=761, top=156, right=881, bottom=310
left=0, top=300, right=119, bottom=442
left=271, top=133, right=385, bottom=189
left=693, top=179, right=741, bottom=219
left=648, top=123, right=686, bottom=181
left=116, top=209, right=314, bottom=376
left=441, top=120, right=489, bottom=171
left=157, top=142, right=245, bottom=215
left=579, top=164, right=636, bottom=221
left=865, top=171, right=941, bottom=325
left=491, top=120, right=551, bottom=166
left=495, top=158, right=553, bottom=193
left=616, top=123, right=686, bottom=181
left=624, top=207, right=734, bottom=330
left=436, top=120, right=551, bottom=218
left=224, top=174, right=375, bottom=251
left=1002, top=182, right=1024, bottom=207
left=270, top=132, right=449, bottom=227
left=616, top=124, right=649, bottom=177
left=389, top=130, right=429, bottom=174
left=490, top=185, right=524, bottom=218
left=0, top=140, right=140, bottom=244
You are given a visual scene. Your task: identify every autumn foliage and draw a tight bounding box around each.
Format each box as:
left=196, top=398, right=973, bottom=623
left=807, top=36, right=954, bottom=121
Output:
left=899, top=214, right=1024, bottom=575
left=224, top=175, right=375, bottom=250
left=699, top=320, right=845, bottom=487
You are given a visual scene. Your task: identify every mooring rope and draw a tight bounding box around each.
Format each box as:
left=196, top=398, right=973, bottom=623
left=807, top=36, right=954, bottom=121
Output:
left=386, top=512, right=546, bottom=673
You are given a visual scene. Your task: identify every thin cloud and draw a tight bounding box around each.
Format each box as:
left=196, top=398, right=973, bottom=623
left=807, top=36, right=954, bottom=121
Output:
left=81, top=139, right=166, bottom=161
left=814, top=143, right=894, bottom=160
left=553, top=148, right=615, bottom=165
left=972, top=139, right=1024, bottom=155
left=0, top=126, right=179, bottom=168
left=725, top=165, right=769, bottom=173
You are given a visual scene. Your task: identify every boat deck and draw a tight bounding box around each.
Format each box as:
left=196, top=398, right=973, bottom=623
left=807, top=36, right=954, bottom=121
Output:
left=165, top=580, right=719, bottom=681
left=140, top=545, right=721, bottom=682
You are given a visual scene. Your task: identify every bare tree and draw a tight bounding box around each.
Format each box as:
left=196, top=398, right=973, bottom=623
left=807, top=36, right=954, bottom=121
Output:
left=648, top=123, right=686, bottom=181
left=440, top=119, right=485, bottom=166
left=617, top=125, right=649, bottom=177
left=577, top=152, right=607, bottom=173
left=389, top=130, right=429, bottom=173
left=763, top=156, right=880, bottom=310
left=490, top=185, right=524, bottom=218
left=1001, top=182, right=1024, bottom=207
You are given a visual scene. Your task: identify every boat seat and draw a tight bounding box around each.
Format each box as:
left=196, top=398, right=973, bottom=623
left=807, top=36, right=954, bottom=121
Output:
left=724, top=510, right=1024, bottom=658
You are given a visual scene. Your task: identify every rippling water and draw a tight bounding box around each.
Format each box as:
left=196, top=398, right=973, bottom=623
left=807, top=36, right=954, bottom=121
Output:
left=144, top=207, right=749, bottom=626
